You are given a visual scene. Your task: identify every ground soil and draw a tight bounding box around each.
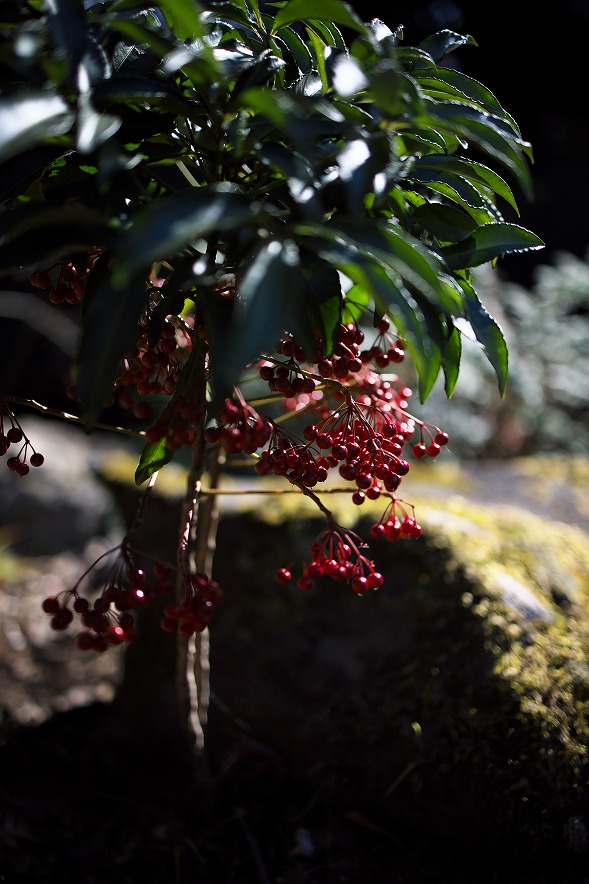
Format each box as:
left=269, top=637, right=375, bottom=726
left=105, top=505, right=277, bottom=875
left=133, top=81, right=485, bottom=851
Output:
left=1, top=692, right=589, bottom=883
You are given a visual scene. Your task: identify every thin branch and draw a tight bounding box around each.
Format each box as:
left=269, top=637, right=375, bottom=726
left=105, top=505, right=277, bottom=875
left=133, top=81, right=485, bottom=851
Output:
left=7, top=396, right=144, bottom=438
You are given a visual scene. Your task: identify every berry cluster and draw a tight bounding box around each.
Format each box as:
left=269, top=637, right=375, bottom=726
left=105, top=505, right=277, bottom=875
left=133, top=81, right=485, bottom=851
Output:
left=28, top=250, right=100, bottom=304
left=114, top=316, right=193, bottom=419
left=204, top=393, right=272, bottom=454
left=160, top=572, right=223, bottom=637
left=275, top=522, right=384, bottom=594
left=41, top=533, right=223, bottom=651
left=0, top=400, right=43, bottom=476
left=40, top=539, right=176, bottom=652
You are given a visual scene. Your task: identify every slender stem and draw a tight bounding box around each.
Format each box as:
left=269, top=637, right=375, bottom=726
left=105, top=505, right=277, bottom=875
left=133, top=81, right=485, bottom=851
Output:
left=192, top=443, right=225, bottom=741
left=6, top=396, right=144, bottom=438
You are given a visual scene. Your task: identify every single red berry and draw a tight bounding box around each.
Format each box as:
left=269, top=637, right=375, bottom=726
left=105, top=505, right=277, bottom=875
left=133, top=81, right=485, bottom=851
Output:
left=426, top=442, right=441, bottom=458
left=275, top=567, right=292, bottom=585
left=412, top=443, right=427, bottom=458
left=351, top=575, right=369, bottom=594
left=297, top=575, right=314, bottom=592
left=434, top=432, right=449, bottom=446
left=370, top=523, right=386, bottom=539
left=366, top=572, right=384, bottom=589
left=77, top=632, right=95, bottom=651
left=30, top=452, right=44, bottom=467
left=42, top=596, right=60, bottom=614
left=6, top=427, right=23, bottom=444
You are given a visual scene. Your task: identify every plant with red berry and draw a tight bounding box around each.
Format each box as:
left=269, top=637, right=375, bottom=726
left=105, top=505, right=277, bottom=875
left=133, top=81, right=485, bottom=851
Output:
left=0, top=0, right=542, bottom=744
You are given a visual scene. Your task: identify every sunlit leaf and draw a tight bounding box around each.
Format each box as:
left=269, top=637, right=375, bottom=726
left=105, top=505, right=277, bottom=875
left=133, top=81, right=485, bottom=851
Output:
left=459, top=279, right=508, bottom=395
left=0, top=91, right=74, bottom=165
left=271, top=0, right=367, bottom=35
left=441, top=223, right=545, bottom=270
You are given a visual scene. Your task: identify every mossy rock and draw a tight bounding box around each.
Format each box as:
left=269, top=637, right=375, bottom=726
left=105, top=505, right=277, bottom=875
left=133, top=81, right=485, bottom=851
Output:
left=94, top=450, right=589, bottom=855
left=207, top=497, right=589, bottom=857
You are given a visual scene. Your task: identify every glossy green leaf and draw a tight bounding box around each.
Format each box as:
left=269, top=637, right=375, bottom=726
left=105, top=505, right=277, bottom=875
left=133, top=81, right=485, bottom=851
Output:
left=429, top=101, right=533, bottom=198
left=411, top=203, right=477, bottom=244
left=135, top=435, right=172, bottom=486
left=441, top=223, right=545, bottom=270
left=208, top=239, right=308, bottom=412
left=0, top=91, right=74, bottom=165
left=442, top=321, right=461, bottom=397
left=308, top=219, right=463, bottom=315
left=271, top=0, right=367, bottom=35
left=156, top=0, right=208, bottom=41
left=418, top=29, right=476, bottom=63
left=412, top=155, right=518, bottom=213
left=460, top=280, right=508, bottom=395
left=114, top=186, right=254, bottom=282
left=416, top=67, right=520, bottom=135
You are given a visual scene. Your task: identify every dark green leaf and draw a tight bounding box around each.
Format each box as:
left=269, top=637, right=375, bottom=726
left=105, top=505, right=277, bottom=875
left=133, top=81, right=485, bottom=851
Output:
left=441, top=223, right=544, bottom=270
left=46, top=0, right=87, bottom=79
left=412, top=154, right=519, bottom=213
left=0, top=206, right=116, bottom=274
left=460, top=279, right=508, bottom=395
left=442, top=321, right=461, bottom=397
left=0, top=145, right=66, bottom=202
left=114, top=185, right=254, bottom=283
left=208, top=239, right=309, bottom=412
left=411, top=203, right=477, bottom=244
left=76, top=253, right=147, bottom=426
left=271, top=0, right=367, bottom=36
left=418, top=29, right=476, bottom=63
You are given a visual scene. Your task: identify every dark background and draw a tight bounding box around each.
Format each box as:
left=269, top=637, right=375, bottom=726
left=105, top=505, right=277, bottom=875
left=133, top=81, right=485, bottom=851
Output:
left=350, top=0, right=589, bottom=286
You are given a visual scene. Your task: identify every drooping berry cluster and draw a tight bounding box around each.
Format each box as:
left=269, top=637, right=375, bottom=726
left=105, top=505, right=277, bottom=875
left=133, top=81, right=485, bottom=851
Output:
left=114, top=312, right=194, bottom=422
left=0, top=400, right=44, bottom=476
left=275, top=522, right=384, bottom=595
left=160, top=572, right=223, bottom=637
left=40, top=533, right=223, bottom=651
left=204, top=393, right=272, bottom=454
left=29, top=249, right=100, bottom=304
left=40, top=539, right=175, bottom=652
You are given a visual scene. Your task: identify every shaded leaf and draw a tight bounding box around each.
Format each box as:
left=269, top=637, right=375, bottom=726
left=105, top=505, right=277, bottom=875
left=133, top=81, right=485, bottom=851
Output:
left=441, top=223, right=544, bottom=270
left=76, top=254, right=147, bottom=426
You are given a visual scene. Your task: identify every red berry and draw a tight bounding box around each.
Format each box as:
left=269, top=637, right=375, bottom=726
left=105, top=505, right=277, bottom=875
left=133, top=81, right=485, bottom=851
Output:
left=275, top=568, right=292, bottom=585
left=351, top=575, right=369, bottom=594
left=297, top=575, right=314, bottom=592
left=42, top=596, right=60, bottom=614
left=30, top=452, right=44, bottom=467
left=6, top=427, right=23, bottom=444
left=366, top=572, right=384, bottom=589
